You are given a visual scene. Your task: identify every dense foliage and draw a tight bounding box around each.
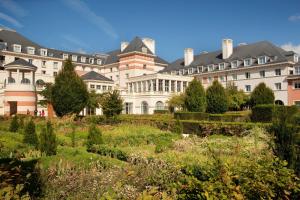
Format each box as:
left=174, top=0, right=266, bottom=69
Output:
left=23, top=119, right=38, bottom=148
left=251, top=104, right=274, bottom=122
left=226, top=82, right=248, bottom=111
left=184, top=79, right=206, bottom=112
left=250, top=82, right=274, bottom=106
left=206, top=80, right=228, bottom=113
left=100, top=90, right=123, bottom=118
left=51, top=59, right=89, bottom=117
left=39, top=121, right=57, bottom=156
left=9, top=115, right=19, bottom=132
left=167, top=93, right=186, bottom=112
left=86, top=123, right=103, bottom=150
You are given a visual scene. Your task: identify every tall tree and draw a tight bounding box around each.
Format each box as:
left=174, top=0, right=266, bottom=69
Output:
left=39, top=121, right=57, bottom=156
left=100, top=90, right=123, bottom=118
left=167, top=93, right=186, bottom=112
left=86, top=90, right=101, bottom=115
left=250, top=82, right=274, bottom=106
left=226, top=82, right=248, bottom=111
left=23, top=119, right=39, bottom=148
left=206, top=80, right=228, bottom=113
left=184, top=79, right=206, bottom=112
left=51, top=59, right=89, bottom=117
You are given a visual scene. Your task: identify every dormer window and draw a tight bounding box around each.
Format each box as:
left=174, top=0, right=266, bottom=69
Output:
left=179, top=69, right=183, bottom=75
left=208, top=65, right=214, bottom=72
left=13, top=44, right=21, bottom=53
left=258, top=56, right=267, bottom=64
left=89, top=58, right=94, bottom=64
left=188, top=68, right=193, bottom=74
left=63, top=54, right=68, bottom=60
left=81, top=56, right=86, bottom=63
left=142, top=47, right=147, bottom=53
left=294, top=55, right=299, bottom=63
left=231, top=60, right=238, bottom=68
left=219, top=63, right=225, bottom=70
left=244, top=58, right=252, bottom=66
left=97, top=59, right=102, bottom=65
left=72, top=55, right=77, bottom=62
left=40, top=48, right=47, bottom=56
left=27, top=47, right=35, bottom=54
left=197, top=66, right=203, bottom=73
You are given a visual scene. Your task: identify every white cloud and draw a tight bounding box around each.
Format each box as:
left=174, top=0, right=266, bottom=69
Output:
left=62, top=0, right=118, bottom=39
left=281, top=42, right=300, bottom=54
left=0, top=0, right=28, bottom=17
left=0, top=12, right=22, bottom=28
left=288, top=14, right=300, bottom=21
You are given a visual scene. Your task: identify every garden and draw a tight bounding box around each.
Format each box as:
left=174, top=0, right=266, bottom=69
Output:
left=1, top=59, right=300, bottom=199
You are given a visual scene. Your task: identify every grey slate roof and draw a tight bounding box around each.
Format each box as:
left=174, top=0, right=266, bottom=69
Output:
left=81, top=71, right=113, bottom=82
left=0, top=28, right=105, bottom=64
left=5, top=58, right=37, bottom=69
left=161, top=41, right=294, bottom=73
left=103, top=36, right=168, bottom=65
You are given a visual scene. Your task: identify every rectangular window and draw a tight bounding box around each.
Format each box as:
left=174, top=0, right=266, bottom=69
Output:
left=90, top=84, right=95, bottom=89
left=110, top=68, right=113, bottom=72
left=275, top=83, right=281, bottom=90
left=40, top=49, right=47, bottom=56
left=53, top=62, right=58, bottom=69
left=219, top=63, right=225, bottom=70
left=27, top=47, right=35, bottom=54
left=153, top=80, right=157, bottom=92
left=294, top=55, right=299, bottom=63
left=72, top=55, right=77, bottom=62
left=165, top=80, right=169, bottom=92
left=258, top=56, right=266, bottom=64
left=42, top=70, right=46, bottom=75
left=97, top=59, right=102, bottom=65
left=42, top=61, right=46, bottom=67
left=220, top=76, right=225, bottom=82
left=171, top=81, right=175, bottom=92
left=96, top=85, right=101, bottom=90
left=143, top=64, right=147, bottom=69
left=89, top=58, right=94, bottom=64
left=126, top=73, right=129, bottom=78
left=244, top=58, right=252, bottom=66
left=125, top=102, right=133, bottom=114
left=295, top=82, right=300, bottom=89
left=108, top=86, right=112, bottom=91
left=232, top=74, right=237, bottom=80
left=102, top=86, right=107, bottom=91
left=138, top=82, right=141, bottom=92
left=188, top=68, right=193, bottom=74
left=28, top=59, right=33, bottom=64
left=158, top=79, right=163, bottom=91
left=208, top=65, right=214, bottom=72
left=245, top=72, right=250, bottom=79
left=147, top=80, right=151, bottom=91
left=183, top=81, right=187, bottom=91
left=295, top=66, right=300, bottom=75
left=231, top=61, right=238, bottom=68
left=275, top=69, right=281, bottom=76
left=81, top=56, right=86, bottom=63
left=260, top=70, right=265, bottom=78
left=53, top=72, right=57, bottom=76
left=177, top=81, right=181, bottom=92
left=63, top=54, right=68, bottom=60
left=197, top=66, right=203, bottom=73
left=13, top=44, right=21, bottom=53
left=295, top=101, right=300, bottom=108
left=245, top=85, right=251, bottom=92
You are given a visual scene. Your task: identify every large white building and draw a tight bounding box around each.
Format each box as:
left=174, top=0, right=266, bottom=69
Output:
left=0, top=27, right=299, bottom=116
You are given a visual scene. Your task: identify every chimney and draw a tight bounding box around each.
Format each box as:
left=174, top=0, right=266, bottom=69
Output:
left=142, top=38, right=155, bottom=54
left=184, top=48, right=194, bottom=66
left=121, top=41, right=129, bottom=52
left=222, top=39, right=233, bottom=59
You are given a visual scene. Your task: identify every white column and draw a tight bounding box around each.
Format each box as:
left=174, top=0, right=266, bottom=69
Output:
left=162, top=79, right=165, bottom=92
left=168, top=80, right=171, bottom=93
left=145, top=80, right=148, bottom=92
left=175, top=80, right=177, bottom=93
left=156, top=79, right=158, bottom=91
left=17, top=69, right=20, bottom=84
left=181, top=81, right=183, bottom=92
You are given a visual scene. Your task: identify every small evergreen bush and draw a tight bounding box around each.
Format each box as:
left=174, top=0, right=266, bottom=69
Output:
left=251, top=104, right=274, bottom=122
left=206, top=80, right=228, bottom=113
left=23, top=119, right=39, bottom=148
left=250, top=82, right=274, bottom=106
left=184, top=79, right=206, bottom=112
left=173, top=116, right=183, bottom=134
left=9, top=115, right=19, bottom=132
left=39, top=121, right=57, bottom=156
left=86, top=123, right=103, bottom=150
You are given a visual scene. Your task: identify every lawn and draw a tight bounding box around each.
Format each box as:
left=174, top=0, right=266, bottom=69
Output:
left=0, top=118, right=298, bottom=199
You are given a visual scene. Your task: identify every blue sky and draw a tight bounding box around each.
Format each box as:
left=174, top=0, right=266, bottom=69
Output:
left=0, top=0, right=300, bottom=61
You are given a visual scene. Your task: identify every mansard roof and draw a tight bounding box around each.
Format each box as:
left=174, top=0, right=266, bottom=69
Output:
left=81, top=71, right=113, bottom=82
left=161, top=41, right=294, bottom=72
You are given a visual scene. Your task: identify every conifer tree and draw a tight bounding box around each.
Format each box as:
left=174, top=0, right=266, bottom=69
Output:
left=250, top=82, right=274, bottom=106
left=86, top=123, right=103, bottom=150
left=40, top=121, right=57, bottom=156
left=51, top=59, right=89, bottom=117
left=206, top=80, right=228, bottom=113
left=23, top=119, right=39, bottom=148
left=100, top=90, right=123, bottom=118
left=9, top=115, right=19, bottom=132
left=184, top=79, right=206, bottom=112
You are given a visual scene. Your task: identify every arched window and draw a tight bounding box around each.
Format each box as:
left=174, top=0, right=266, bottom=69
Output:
left=275, top=100, right=284, bottom=105
left=21, top=78, right=30, bottom=84
left=8, top=77, right=15, bottom=84
left=155, top=101, right=165, bottom=110
left=36, top=79, right=45, bottom=86
left=141, top=101, right=148, bottom=114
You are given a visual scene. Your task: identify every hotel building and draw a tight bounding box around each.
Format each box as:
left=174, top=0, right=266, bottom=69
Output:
left=0, top=27, right=299, bottom=116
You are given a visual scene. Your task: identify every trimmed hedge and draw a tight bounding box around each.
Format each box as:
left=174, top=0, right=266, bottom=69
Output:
left=174, top=112, right=249, bottom=122
left=153, top=110, right=169, bottom=114
left=88, top=145, right=128, bottom=161
left=120, top=116, right=264, bottom=137
left=251, top=104, right=274, bottom=122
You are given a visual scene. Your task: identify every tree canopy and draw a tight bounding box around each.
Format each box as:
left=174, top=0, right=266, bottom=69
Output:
left=206, top=80, right=228, bottom=113
left=184, top=79, right=206, bottom=112
left=100, top=90, right=123, bottom=118
left=250, top=82, right=274, bottom=106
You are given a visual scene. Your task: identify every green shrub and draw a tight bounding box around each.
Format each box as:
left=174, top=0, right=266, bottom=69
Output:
left=174, top=112, right=209, bottom=121
left=9, top=115, right=19, bottom=132
left=40, top=121, right=57, bottom=156
left=100, top=90, right=123, bottom=119
left=86, top=123, right=103, bottom=150
left=173, top=116, right=183, bottom=134
left=88, top=145, right=128, bottom=161
left=153, top=110, right=169, bottom=114
left=250, top=82, right=274, bottom=106
left=206, top=80, right=228, bottom=113
left=174, top=112, right=248, bottom=122
left=184, top=78, right=206, bottom=112
left=251, top=104, right=274, bottom=122
left=23, top=119, right=39, bottom=148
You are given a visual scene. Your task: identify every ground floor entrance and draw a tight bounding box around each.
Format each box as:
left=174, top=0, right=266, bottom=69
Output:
left=9, top=101, right=17, bottom=116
